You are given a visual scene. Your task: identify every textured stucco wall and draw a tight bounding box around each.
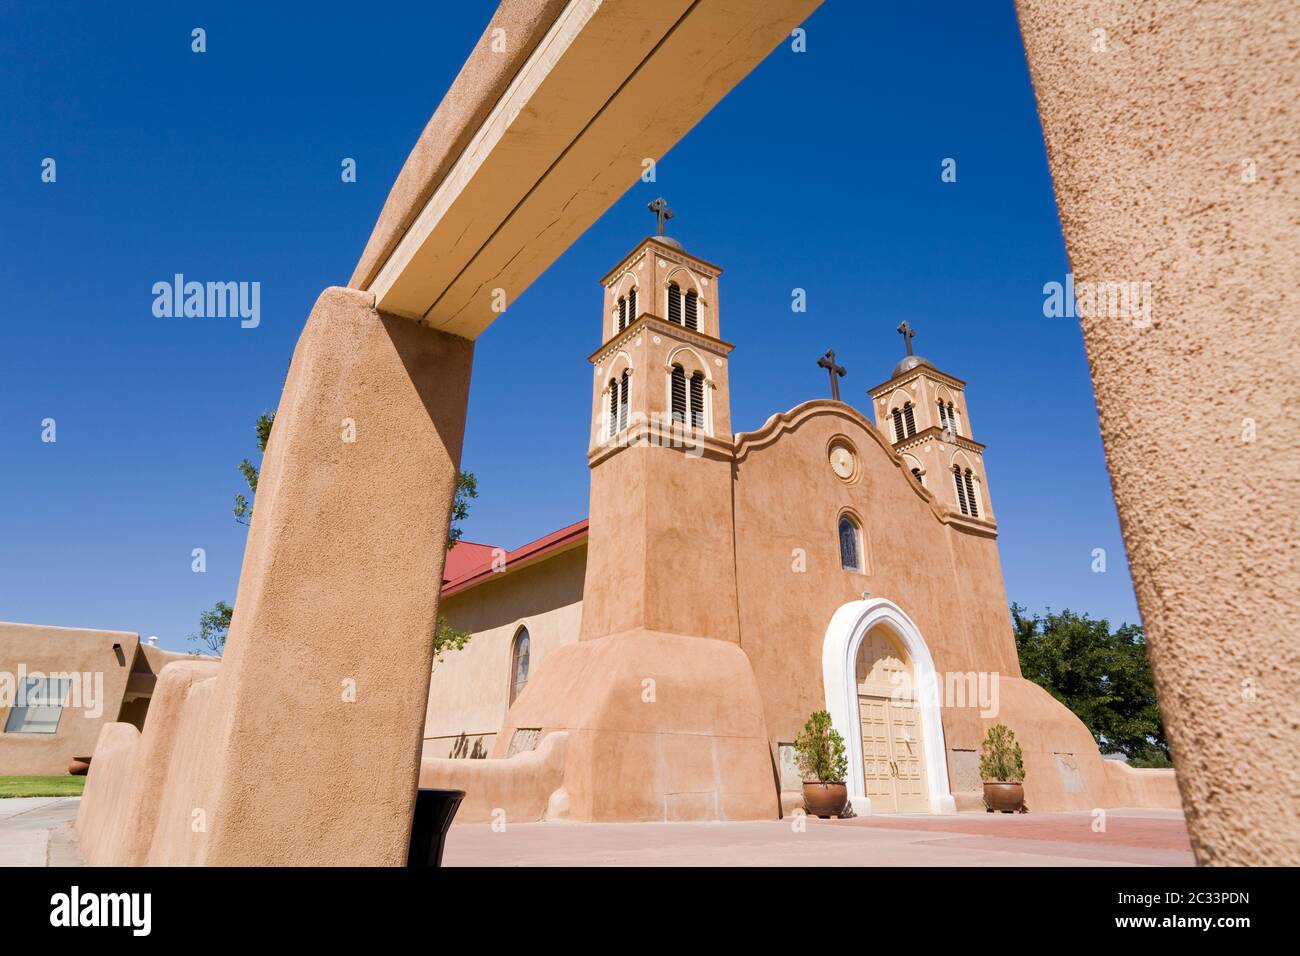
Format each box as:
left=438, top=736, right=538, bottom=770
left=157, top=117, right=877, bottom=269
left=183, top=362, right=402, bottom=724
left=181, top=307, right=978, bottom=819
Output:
left=1015, top=0, right=1299, bottom=863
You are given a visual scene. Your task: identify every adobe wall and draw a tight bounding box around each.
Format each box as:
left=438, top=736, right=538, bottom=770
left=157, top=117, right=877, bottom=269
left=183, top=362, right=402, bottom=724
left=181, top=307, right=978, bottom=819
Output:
left=490, top=628, right=778, bottom=821
left=76, top=660, right=219, bottom=867
left=0, top=622, right=139, bottom=776
left=1015, top=0, right=1299, bottom=862
left=422, top=545, right=586, bottom=758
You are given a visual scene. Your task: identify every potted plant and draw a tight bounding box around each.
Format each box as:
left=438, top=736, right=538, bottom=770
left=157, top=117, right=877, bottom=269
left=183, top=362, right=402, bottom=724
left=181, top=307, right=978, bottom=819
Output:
left=794, top=710, right=849, bottom=818
left=979, top=723, right=1026, bottom=812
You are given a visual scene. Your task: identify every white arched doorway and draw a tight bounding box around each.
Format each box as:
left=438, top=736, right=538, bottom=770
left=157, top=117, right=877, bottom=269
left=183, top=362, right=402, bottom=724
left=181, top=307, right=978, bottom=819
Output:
left=822, top=599, right=956, bottom=815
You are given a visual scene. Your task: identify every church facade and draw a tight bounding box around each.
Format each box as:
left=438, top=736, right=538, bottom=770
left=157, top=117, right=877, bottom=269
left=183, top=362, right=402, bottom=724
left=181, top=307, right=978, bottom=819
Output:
left=420, top=224, right=1178, bottom=820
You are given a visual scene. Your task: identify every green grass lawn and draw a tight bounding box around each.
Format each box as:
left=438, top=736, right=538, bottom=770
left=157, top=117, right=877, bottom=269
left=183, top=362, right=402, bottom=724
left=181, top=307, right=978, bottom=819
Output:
left=0, top=776, right=86, bottom=798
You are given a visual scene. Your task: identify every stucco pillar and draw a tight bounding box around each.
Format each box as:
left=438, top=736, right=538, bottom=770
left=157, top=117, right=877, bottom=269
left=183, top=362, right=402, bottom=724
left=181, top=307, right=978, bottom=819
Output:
left=1014, top=2, right=1299, bottom=864
left=197, top=286, right=473, bottom=865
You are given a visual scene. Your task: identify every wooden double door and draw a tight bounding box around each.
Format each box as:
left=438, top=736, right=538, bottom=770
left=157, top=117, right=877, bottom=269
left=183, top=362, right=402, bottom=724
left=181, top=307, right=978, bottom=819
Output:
left=858, top=693, right=928, bottom=813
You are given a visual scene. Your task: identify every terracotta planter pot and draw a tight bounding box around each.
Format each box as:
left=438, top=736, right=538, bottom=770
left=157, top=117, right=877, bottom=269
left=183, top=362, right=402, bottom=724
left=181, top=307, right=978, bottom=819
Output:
left=802, top=781, right=848, bottom=819
left=983, top=781, right=1025, bottom=812
left=68, top=756, right=92, bottom=776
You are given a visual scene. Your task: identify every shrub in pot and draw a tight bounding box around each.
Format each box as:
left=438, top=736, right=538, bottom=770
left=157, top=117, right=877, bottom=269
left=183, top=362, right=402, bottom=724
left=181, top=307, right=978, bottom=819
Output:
left=979, top=723, right=1026, bottom=812
left=794, top=710, right=849, bottom=818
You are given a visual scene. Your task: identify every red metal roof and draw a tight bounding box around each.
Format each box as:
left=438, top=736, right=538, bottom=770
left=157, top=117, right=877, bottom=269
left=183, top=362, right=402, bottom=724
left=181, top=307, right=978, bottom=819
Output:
left=441, top=519, right=588, bottom=596
left=442, top=540, right=498, bottom=582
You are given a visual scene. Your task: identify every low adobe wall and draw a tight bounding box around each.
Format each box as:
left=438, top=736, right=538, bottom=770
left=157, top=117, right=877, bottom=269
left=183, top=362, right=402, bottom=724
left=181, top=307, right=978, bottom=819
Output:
left=420, top=731, right=568, bottom=823
left=946, top=677, right=1178, bottom=812
left=77, top=660, right=220, bottom=866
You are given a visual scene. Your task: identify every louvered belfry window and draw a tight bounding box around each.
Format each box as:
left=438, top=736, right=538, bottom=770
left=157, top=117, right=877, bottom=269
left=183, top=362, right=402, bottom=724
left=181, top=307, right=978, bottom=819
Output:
left=689, top=372, right=705, bottom=428
left=954, top=465, right=969, bottom=515
left=608, top=379, right=619, bottom=437
left=617, top=296, right=627, bottom=332
left=668, top=283, right=681, bottom=324
left=937, top=399, right=949, bottom=430
left=903, top=401, right=916, bottom=437
left=964, top=469, right=979, bottom=517
left=619, top=369, right=630, bottom=432
left=684, top=290, right=699, bottom=331
left=671, top=364, right=687, bottom=423
left=628, top=287, right=638, bottom=324
left=891, top=407, right=905, bottom=442
left=911, top=467, right=923, bottom=483
left=839, top=515, right=860, bottom=571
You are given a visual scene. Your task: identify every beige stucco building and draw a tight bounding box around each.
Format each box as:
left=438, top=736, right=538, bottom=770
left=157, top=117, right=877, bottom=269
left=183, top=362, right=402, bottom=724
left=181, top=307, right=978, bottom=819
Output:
left=0, top=622, right=193, bottom=776
left=420, top=231, right=1177, bottom=819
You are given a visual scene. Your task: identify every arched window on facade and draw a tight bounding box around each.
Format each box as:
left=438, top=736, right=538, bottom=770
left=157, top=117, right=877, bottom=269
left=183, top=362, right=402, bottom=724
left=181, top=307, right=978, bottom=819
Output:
left=891, top=407, right=905, bottom=443
left=617, top=296, right=627, bottom=333
left=911, top=467, right=924, bottom=484
left=684, top=290, right=699, bottom=331
left=689, top=372, right=705, bottom=428
left=668, top=282, right=681, bottom=324
left=903, top=401, right=916, bottom=437
left=839, top=514, right=862, bottom=571
left=628, top=286, right=638, bottom=324
left=619, top=369, right=630, bottom=432
left=509, top=627, right=531, bottom=705
left=670, top=364, right=687, bottom=423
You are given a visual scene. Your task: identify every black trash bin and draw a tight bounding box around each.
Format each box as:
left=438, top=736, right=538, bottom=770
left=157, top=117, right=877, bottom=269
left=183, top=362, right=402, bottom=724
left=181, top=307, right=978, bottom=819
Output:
left=406, top=788, right=466, bottom=868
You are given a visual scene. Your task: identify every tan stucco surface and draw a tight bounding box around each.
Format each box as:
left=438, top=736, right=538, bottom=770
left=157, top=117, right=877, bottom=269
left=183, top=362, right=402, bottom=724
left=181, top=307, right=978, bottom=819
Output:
left=349, top=0, right=567, bottom=292
left=1015, top=0, right=1299, bottom=864
left=491, top=628, right=779, bottom=821
left=0, top=622, right=139, bottom=776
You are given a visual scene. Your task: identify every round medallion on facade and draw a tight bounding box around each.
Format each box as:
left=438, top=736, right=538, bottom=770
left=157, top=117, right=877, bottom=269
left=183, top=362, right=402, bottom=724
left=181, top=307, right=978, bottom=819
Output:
left=828, top=439, right=857, bottom=481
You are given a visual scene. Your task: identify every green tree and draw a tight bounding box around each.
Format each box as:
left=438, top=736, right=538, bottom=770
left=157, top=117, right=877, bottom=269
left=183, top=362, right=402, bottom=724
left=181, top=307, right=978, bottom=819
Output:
left=1012, top=603, right=1170, bottom=767
left=232, top=412, right=275, bottom=525
left=194, top=411, right=478, bottom=659
left=191, top=601, right=233, bottom=656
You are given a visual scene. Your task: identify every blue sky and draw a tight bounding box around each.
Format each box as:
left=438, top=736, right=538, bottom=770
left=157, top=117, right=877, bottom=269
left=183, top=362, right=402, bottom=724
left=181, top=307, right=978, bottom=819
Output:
left=0, top=1, right=1140, bottom=652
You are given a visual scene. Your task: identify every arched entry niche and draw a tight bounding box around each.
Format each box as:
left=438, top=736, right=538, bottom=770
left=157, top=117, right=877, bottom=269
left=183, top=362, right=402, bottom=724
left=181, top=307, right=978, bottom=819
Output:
left=821, top=599, right=956, bottom=815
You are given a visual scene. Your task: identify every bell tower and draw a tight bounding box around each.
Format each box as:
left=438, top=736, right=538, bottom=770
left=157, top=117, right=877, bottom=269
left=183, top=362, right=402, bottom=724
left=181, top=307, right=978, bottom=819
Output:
left=581, top=200, right=740, bottom=642
left=867, top=322, right=995, bottom=524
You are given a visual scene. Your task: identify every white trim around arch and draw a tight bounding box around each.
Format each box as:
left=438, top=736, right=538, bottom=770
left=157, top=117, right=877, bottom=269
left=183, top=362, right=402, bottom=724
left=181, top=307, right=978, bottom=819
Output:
left=822, top=599, right=956, bottom=815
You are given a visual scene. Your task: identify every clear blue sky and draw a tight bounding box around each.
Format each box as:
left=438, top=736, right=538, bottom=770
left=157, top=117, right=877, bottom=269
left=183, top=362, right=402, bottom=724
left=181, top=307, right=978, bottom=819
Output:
left=0, top=1, right=1140, bottom=652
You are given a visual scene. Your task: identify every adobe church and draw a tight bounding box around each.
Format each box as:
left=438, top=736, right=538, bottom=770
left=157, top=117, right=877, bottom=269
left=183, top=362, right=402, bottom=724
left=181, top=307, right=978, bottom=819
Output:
left=420, top=205, right=1176, bottom=820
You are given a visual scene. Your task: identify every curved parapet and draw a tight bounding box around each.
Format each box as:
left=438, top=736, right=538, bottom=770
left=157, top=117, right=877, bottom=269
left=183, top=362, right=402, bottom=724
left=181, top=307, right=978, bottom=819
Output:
left=420, top=731, right=568, bottom=823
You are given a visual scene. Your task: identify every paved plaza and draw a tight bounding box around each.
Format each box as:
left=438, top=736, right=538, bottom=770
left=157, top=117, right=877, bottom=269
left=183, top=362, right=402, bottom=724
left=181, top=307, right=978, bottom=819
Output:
left=0, top=799, right=1192, bottom=867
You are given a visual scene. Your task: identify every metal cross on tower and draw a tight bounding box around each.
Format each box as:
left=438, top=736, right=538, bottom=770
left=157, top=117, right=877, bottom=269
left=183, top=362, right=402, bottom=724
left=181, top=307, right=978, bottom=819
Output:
left=817, top=349, right=847, bottom=402
left=647, top=197, right=673, bottom=236
left=896, top=321, right=916, bottom=356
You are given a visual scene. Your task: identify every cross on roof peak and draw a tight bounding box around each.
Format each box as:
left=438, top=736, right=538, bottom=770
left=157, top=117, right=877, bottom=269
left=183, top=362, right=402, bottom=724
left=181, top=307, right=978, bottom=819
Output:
left=647, top=197, right=673, bottom=236
left=817, top=349, right=847, bottom=402
left=896, top=321, right=916, bottom=356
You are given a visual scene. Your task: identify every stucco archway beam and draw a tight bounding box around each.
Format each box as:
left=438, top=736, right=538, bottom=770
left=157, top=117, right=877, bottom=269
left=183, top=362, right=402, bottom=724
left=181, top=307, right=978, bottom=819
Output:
left=358, top=0, right=823, bottom=339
